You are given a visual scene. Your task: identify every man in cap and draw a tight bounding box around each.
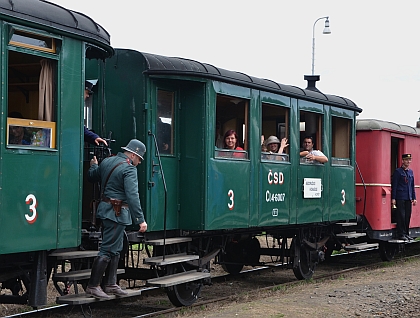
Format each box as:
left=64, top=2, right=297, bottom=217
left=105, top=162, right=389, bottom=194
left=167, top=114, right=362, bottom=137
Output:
left=84, top=80, right=108, bottom=146
left=391, top=153, right=417, bottom=241
left=86, top=139, right=148, bottom=298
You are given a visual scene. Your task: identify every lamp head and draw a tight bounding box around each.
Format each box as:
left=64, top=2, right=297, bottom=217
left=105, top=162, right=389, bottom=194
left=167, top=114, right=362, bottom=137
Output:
left=323, top=18, right=331, bottom=34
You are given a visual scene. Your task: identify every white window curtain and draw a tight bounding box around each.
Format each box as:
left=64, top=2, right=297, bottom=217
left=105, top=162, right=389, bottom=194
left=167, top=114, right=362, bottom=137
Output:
left=38, top=59, right=53, bottom=121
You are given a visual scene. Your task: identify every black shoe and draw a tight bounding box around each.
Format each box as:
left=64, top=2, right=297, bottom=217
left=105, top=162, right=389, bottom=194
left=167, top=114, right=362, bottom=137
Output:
left=399, top=236, right=408, bottom=242
left=405, top=235, right=414, bottom=241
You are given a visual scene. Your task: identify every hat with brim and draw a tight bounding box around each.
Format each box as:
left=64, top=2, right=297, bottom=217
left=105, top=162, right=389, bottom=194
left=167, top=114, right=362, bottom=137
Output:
left=85, top=79, right=98, bottom=94
left=265, top=135, right=281, bottom=146
left=402, top=153, right=412, bottom=160
left=121, top=139, right=146, bottom=160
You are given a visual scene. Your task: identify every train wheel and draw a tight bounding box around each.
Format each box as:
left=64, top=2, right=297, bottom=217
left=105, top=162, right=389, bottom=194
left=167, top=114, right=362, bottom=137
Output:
left=165, top=263, right=204, bottom=307
left=291, top=236, right=315, bottom=280
left=221, top=240, right=244, bottom=275
left=221, top=262, right=244, bottom=275
left=379, top=241, right=397, bottom=261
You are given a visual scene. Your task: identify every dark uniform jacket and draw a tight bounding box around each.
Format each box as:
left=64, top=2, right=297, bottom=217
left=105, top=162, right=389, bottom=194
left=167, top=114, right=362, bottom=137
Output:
left=88, top=152, right=145, bottom=226
left=391, top=167, right=416, bottom=201
left=84, top=126, right=99, bottom=145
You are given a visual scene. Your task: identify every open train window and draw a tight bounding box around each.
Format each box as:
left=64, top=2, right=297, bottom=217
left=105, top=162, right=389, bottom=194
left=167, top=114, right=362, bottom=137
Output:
left=331, top=116, right=351, bottom=165
left=299, top=111, right=324, bottom=164
left=9, top=28, right=57, bottom=54
left=261, top=103, right=289, bottom=162
left=157, top=90, right=174, bottom=155
left=7, top=50, right=57, bottom=149
left=215, top=94, right=248, bottom=159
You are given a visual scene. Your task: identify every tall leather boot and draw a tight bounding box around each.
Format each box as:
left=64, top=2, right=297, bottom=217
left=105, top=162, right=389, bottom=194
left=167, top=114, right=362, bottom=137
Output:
left=103, top=255, right=128, bottom=296
left=85, top=256, right=110, bottom=299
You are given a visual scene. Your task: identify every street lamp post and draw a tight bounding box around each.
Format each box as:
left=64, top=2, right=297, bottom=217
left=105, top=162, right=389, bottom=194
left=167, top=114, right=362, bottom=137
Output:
left=311, top=16, right=331, bottom=75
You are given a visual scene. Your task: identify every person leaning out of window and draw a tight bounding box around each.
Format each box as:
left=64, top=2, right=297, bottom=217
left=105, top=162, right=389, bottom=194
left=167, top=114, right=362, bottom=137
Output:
left=263, top=136, right=288, bottom=161
left=300, top=136, right=328, bottom=164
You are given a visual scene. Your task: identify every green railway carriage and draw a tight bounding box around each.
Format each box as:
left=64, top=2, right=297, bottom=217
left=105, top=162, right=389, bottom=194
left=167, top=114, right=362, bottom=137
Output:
left=83, top=49, right=365, bottom=305
left=0, top=0, right=112, bottom=307
left=95, top=49, right=360, bottom=233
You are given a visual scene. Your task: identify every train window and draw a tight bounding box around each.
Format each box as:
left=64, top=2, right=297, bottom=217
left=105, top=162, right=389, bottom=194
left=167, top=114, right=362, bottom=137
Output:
left=157, top=90, right=174, bottom=155
left=331, top=117, right=351, bottom=165
left=215, top=94, right=248, bottom=159
left=261, top=103, right=289, bottom=162
left=7, top=51, right=57, bottom=149
left=9, top=29, right=56, bottom=53
left=299, top=111, right=324, bottom=164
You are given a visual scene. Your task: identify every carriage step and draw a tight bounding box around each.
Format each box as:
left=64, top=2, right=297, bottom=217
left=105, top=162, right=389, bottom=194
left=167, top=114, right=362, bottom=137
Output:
left=336, top=222, right=357, bottom=226
left=336, top=232, right=366, bottom=238
left=56, top=288, right=142, bottom=305
left=52, top=268, right=125, bottom=282
left=49, top=250, right=98, bottom=260
left=388, top=239, right=407, bottom=244
left=143, top=253, right=199, bottom=266
left=145, top=237, right=192, bottom=246
left=344, top=242, right=379, bottom=250
left=146, top=270, right=210, bottom=287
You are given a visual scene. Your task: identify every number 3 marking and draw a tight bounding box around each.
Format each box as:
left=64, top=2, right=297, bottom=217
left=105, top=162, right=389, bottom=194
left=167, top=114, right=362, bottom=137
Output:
left=25, top=194, right=38, bottom=224
left=228, top=189, right=234, bottom=210
left=341, top=189, right=346, bottom=206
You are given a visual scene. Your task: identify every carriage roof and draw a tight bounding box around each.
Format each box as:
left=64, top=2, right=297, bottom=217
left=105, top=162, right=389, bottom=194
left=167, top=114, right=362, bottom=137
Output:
left=140, top=51, right=362, bottom=113
left=0, top=0, right=112, bottom=57
left=356, top=118, right=420, bottom=135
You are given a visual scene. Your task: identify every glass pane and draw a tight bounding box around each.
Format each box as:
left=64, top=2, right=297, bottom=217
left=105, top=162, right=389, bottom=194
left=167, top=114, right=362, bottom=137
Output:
left=10, top=30, right=54, bottom=52
left=157, top=90, right=174, bottom=155
left=332, top=117, right=351, bottom=160
left=7, top=118, right=56, bottom=148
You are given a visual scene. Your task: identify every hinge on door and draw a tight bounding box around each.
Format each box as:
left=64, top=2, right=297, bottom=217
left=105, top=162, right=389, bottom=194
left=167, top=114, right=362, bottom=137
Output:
left=144, top=102, right=149, bottom=111
left=178, top=102, right=181, bottom=110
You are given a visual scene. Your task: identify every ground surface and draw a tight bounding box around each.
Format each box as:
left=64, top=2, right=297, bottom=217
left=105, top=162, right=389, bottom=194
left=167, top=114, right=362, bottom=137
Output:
left=181, top=257, right=420, bottom=318
left=2, top=247, right=420, bottom=317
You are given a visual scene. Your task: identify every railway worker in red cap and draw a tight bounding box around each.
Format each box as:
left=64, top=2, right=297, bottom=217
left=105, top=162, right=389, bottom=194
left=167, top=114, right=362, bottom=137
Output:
left=85, top=139, right=148, bottom=299
left=391, top=153, right=417, bottom=241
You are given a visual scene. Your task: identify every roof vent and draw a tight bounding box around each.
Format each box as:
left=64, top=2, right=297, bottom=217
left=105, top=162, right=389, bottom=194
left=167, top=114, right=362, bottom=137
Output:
left=304, top=75, right=321, bottom=92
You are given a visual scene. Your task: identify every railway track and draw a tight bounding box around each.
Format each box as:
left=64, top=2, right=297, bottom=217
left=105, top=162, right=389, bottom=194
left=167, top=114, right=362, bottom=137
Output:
left=4, top=243, right=420, bottom=318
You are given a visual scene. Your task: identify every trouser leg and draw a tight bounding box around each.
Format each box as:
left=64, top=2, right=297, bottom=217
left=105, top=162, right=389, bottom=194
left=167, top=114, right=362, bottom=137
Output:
left=404, top=200, right=412, bottom=236
left=99, top=219, right=128, bottom=296
left=396, top=200, right=406, bottom=237
left=85, top=256, right=110, bottom=299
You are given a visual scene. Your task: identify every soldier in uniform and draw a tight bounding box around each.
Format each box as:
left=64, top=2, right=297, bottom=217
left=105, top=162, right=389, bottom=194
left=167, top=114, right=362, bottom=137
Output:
left=391, top=153, right=417, bottom=241
left=86, top=139, right=148, bottom=298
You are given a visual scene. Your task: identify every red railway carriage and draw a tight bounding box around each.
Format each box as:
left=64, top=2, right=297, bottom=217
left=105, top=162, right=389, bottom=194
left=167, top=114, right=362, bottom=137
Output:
left=356, top=119, right=420, bottom=240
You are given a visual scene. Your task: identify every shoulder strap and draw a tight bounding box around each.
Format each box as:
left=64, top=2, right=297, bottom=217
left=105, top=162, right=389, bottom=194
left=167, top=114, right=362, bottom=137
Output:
left=101, top=161, right=126, bottom=197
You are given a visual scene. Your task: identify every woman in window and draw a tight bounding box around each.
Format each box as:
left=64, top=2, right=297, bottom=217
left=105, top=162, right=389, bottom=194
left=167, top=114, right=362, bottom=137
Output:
left=223, top=129, right=245, bottom=158
left=263, top=136, right=288, bottom=161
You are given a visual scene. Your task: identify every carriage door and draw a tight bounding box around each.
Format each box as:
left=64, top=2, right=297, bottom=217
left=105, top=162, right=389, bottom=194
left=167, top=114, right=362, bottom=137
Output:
left=297, top=109, right=326, bottom=224
left=259, top=102, right=291, bottom=226
left=2, top=31, right=61, bottom=253
left=149, top=86, right=179, bottom=230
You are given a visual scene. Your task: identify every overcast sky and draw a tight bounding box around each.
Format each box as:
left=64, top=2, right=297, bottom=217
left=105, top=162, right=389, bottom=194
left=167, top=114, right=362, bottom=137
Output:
left=53, top=0, right=420, bottom=127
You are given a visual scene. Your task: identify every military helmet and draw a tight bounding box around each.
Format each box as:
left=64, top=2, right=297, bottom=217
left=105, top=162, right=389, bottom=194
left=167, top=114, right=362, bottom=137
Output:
left=265, top=135, right=281, bottom=146
left=121, top=139, right=146, bottom=160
